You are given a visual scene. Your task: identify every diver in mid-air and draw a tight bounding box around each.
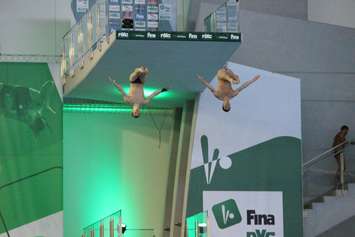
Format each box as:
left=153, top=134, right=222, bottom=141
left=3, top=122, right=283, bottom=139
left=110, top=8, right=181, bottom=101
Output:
left=197, top=65, right=260, bottom=112
left=109, top=66, right=168, bottom=118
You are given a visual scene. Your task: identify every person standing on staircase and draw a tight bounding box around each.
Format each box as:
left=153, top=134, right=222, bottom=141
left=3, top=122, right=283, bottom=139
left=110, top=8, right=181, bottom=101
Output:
left=333, top=125, right=350, bottom=188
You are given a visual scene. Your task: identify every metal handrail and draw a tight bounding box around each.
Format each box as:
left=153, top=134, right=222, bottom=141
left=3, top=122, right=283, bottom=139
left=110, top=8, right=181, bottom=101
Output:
left=303, top=141, right=349, bottom=169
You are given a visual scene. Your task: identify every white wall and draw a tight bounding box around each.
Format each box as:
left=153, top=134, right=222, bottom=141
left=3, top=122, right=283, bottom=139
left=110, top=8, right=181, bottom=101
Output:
left=309, top=0, right=355, bottom=29
left=0, top=212, right=63, bottom=237
left=0, top=0, right=73, bottom=55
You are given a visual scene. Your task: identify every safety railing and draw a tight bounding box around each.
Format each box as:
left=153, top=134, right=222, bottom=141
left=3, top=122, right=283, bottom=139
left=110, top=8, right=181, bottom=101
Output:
left=61, top=0, right=241, bottom=82
left=81, top=210, right=156, bottom=237
left=303, top=141, right=355, bottom=204
left=82, top=210, right=123, bottom=237
left=62, top=0, right=108, bottom=78
left=204, top=0, right=240, bottom=33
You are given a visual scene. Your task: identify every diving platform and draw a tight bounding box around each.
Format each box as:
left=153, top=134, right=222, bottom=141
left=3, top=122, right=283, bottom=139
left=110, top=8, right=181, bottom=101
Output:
left=63, top=31, right=241, bottom=107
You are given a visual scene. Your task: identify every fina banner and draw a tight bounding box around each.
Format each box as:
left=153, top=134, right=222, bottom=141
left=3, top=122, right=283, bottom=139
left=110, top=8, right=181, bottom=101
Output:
left=186, top=63, right=303, bottom=237
left=204, top=191, right=284, bottom=237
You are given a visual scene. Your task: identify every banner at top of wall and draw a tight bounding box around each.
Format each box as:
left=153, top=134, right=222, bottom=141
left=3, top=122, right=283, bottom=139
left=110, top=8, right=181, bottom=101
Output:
left=116, top=31, right=241, bottom=42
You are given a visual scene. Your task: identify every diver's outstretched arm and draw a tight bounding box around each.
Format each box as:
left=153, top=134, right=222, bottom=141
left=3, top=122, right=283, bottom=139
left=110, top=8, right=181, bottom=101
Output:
left=197, top=75, right=215, bottom=93
left=232, top=75, right=260, bottom=97
left=144, top=88, right=167, bottom=104
left=109, top=76, right=128, bottom=97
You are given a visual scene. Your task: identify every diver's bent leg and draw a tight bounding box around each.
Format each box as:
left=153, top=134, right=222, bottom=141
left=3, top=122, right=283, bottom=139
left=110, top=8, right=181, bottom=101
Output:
left=197, top=75, right=215, bottom=93
left=144, top=88, right=165, bottom=104
left=236, top=75, right=260, bottom=93
left=113, top=81, right=128, bottom=97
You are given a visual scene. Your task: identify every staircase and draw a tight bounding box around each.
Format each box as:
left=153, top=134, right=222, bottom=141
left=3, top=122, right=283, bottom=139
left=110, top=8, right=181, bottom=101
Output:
left=303, top=183, right=355, bottom=237
left=303, top=141, right=355, bottom=237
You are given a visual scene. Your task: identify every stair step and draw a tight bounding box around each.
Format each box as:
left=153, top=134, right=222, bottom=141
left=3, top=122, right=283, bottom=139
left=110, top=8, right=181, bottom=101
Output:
left=335, top=189, right=348, bottom=196
left=323, top=195, right=337, bottom=203
left=348, top=183, right=355, bottom=194
left=311, top=202, right=324, bottom=210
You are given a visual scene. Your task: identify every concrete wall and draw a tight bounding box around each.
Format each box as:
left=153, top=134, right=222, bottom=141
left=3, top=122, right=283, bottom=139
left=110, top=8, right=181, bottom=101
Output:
left=192, top=0, right=307, bottom=31
left=309, top=0, right=355, bottom=29
left=240, top=0, right=307, bottom=19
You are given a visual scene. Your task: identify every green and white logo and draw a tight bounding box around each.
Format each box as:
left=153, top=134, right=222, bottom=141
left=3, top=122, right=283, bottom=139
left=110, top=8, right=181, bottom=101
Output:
left=200, top=135, right=233, bottom=184
left=212, top=199, right=242, bottom=229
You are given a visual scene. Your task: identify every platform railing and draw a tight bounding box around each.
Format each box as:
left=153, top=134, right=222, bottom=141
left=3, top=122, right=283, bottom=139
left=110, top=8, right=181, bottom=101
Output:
left=62, top=0, right=108, bottom=78
left=204, top=0, right=240, bottom=33
left=303, top=141, right=355, bottom=204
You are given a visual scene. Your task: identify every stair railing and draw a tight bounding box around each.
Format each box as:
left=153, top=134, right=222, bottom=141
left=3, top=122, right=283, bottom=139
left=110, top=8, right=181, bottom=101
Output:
left=303, top=140, right=354, bottom=204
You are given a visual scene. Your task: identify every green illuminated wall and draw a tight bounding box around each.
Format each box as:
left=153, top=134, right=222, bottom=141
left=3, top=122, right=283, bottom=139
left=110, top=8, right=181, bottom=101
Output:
left=0, top=62, right=63, bottom=234
left=64, top=109, right=180, bottom=237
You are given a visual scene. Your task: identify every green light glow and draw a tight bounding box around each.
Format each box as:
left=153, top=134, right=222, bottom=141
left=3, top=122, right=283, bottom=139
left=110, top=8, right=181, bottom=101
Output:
left=64, top=104, right=174, bottom=113
left=116, top=86, right=174, bottom=99
left=64, top=104, right=132, bottom=113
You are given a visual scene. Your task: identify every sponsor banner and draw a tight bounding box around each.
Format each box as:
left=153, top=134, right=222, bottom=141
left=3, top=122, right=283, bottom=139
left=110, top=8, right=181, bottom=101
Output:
left=135, top=4, right=146, bottom=20
left=122, top=0, right=133, bottom=4
left=148, top=13, right=159, bottom=21
left=109, top=12, right=121, bottom=19
left=122, top=5, right=133, bottom=19
left=122, top=5, right=133, bottom=11
left=159, top=4, right=171, bottom=21
left=147, top=5, right=159, bottom=13
left=76, top=0, right=89, bottom=13
left=147, top=0, right=158, bottom=4
left=116, top=31, right=242, bottom=42
left=135, top=0, right=146, bottom=4
left=147, top=21, right=159, bottom=29
left=109, top=5, right=121, bottom=12
left=135, top=21, right=146, bottom=28
left=204, top=191, right=284, bottom=237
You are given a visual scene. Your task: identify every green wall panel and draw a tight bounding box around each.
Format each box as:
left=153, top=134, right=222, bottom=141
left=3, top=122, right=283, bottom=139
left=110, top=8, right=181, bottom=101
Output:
left=187, top=137, right=303, bottom=237
left=64, top=110, right=178, bottom=237
left=0, top=62, right=63, bottom=234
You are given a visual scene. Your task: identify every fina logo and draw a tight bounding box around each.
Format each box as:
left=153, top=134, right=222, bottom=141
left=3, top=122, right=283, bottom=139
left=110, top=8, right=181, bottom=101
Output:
left=212, top=199, right=276, bottom=237
left=147, top=32, right=157, bottom=39
left=200, top=135, right=233, bottom=184
left=188, top=33, right=198, bottom=39
left=230, top=34, right=240, bottom=40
